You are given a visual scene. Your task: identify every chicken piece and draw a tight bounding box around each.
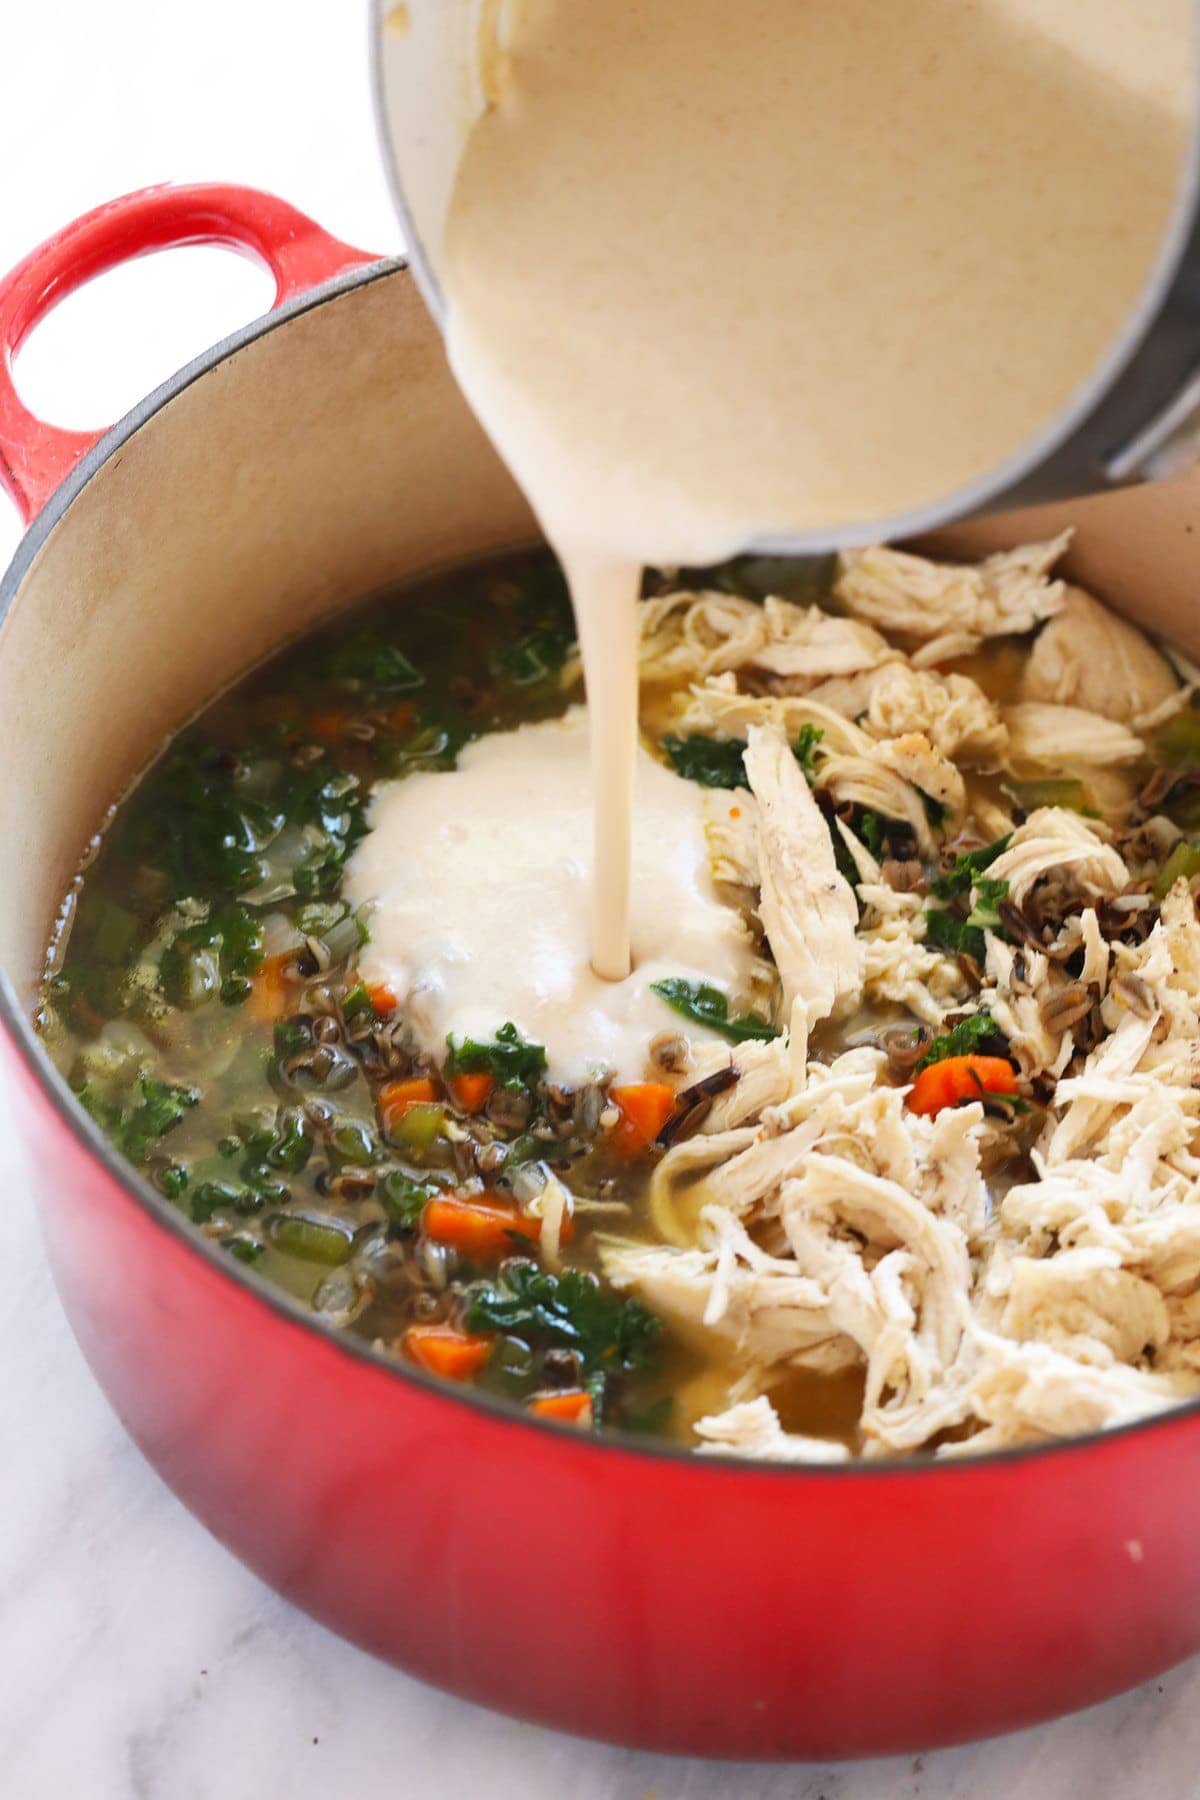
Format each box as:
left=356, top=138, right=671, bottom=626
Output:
left=966, top=1331, right=1197, bottom=1447
left=997, top=1247, right=1170, bottom=1365
left=865, top=664, right=1008, bottom=768
left=743, top=723, right=861, bottom=1022
left=694, top=1396, right=851, bottom=1463
left=748, top=599, right=898, bottom=683
left=835, top=533, right=1070, bottom=642
left=875, top=733, right=968, bottom=831
left=817, top=731, right=966, bottom=857
left=1002, top=702, right=1144, bottom=768
left=808, top=663, right=1008, bottom=770
left=703, top=793, right=759, bottom=888
left=983, top=936, right=1075, bottom=1081
left=637, top=592, right=767, bottom=681
left=678, top=675, right=870, bottom=758
left=910, top=630, right=983, bottom=667
left=638, top=590, right=898, bottom=690
left=782, top=1155, right=972, bottom=1371
left=985, top=807, right=1128, bottom=907
left=708, top=1037, right=794, bottom=1132
left=1021, top=585, right=1182, bottom=728
left=858, top=884, right=968, bottom=1027
left=600, top=1223, right=847, bottom=1368
left=675, top=1035, right=794, bottom=1133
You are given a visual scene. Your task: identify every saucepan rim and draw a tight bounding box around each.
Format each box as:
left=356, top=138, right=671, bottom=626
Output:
left=367, top=0, right=1200, bottom=556
left=3, top=257, right=1196, bottom=1484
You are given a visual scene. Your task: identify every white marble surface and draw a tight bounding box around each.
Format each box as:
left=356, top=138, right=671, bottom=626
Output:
left=6, top=4, right=1200, bottom=1796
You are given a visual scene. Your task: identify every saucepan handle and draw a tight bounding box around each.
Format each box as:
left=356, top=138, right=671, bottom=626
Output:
left=0, top=183, right=379, bottom=523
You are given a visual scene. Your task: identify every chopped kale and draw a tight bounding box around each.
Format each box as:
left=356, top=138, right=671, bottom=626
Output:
left=75, top=1074, right=198, bottom=1165
left=659, top=552, right=837, bottom=605
left=650, top=978, right=778, bottom=1043
left=859, top=811, right=887, bottom=858
left=663, top=734, right=749, bottom=790
left=931, top=836, right=1011, bottom=901
left=378, top=1170, right=442, bottom=1230
left=663, top=727, right=824, bottom=791
left=331, top=630, right=423, bottom=693
left=225, top=1235, right=265, bottom=1265
left=491, top=627, right=574, bottom=688
left=445, top=1020, right=548, bottom=1088
left=916, top=1012, right=1007, bottom=1073
left=128, top=745, right=366, bottom=903
left=966, top=875, right=1009, bottom=932
left=162, top=902, right=265, bottom=1009
left=465, top=1263, right=660, bottom=1383
left=793, top=723, right=824, bottom=780
left=924, top=906, right=985, bottom=964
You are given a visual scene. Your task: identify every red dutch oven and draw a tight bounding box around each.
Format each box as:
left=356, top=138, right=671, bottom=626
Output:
left=4, top=185, right=1200, bottom=1762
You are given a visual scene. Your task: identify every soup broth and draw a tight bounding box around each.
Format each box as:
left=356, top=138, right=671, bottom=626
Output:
left=38, top=541, right=1200, bottom=1458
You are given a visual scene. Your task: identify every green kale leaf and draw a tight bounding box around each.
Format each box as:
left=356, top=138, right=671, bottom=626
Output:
left=445, top=1020, right=548, bottom=1088
left=915, top=1012, right=1007, bottom=1072
left=465, top=1264, right=660, bottom=1379
left=931, top=836, right=1011, bottom=901
left=650, top=978, right=778, bottom=1043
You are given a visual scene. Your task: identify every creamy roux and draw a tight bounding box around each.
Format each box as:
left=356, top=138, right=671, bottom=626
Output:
left=347, top=709, right=756, bottom=1080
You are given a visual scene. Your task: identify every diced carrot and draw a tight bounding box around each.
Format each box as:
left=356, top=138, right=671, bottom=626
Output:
left=402, top=1324, right=493, bottom=1381
left=366, top=981, right=399, bottom=1016
left=422, top=1193, right=544, bottom=1261
left=309, top=711, right=346, bottom=742
left=247, top=953, right=292, bottom=1023
left=907, top=1055, right=1019, bottom=1118
left=608, top=1082, right=677, bottom=1157
left=449, top=1072, right=494, bottom=1113
left=379, top=1076, right=437, bottom=1130
left=729, top=805, right=741, bottom=819
left=390, top=703, right=416, bottom=735
left=530, top=1389, right=594, bottom=1427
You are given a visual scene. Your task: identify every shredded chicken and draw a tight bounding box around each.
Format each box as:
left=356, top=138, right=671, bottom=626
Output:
left=1003, top=702, right=1144, bottom=769
left=616, top=541, right=1200, bottom=1462
left=1022, top=585, right=1183, bottom=728
left=743, top=723, right=861, bottom=1022
left=695, top=1396, right=851, bottom=1464
left=835, top=532, right=1070, bottom=641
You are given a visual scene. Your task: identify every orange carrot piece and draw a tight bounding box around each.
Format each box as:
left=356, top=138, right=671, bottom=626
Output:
left=449, top=1072, right=494, bottom=1114
left=530, top=1389, right=594, bottom=1427
left=309, top=712, right=346, bottom=742
left=907, top=1055, right=1019, bottom=1118
left=366, top=981, right=399, bottom=1016
left=246, top=953, right=292, bottom=1023
left=402, top=1324, right=493, bottom=1381
left=379, top=1076, right=437, bottom=1129
left=422, top=1194, right=542, bottom=1261
left=608, top=1083, right=677, bottom=1157
left=390, top=703, right=416, bottom=734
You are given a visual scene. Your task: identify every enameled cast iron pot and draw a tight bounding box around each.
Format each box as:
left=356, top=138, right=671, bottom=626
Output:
left=7, top=186, right=1200, bottom=1761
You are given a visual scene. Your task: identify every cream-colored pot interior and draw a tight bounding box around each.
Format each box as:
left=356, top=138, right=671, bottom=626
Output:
left=3, top=260, right=1200, bottom=1014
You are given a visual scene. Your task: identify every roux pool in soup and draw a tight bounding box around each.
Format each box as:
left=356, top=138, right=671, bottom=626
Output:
left=38, top=540, right=1200, bottom=1459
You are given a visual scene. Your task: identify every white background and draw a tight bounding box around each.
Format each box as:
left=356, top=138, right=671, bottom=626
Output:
left=4, top=4, right=1200, bottom=1796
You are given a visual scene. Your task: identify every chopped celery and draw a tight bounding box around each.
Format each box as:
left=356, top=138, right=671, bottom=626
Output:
left=1155, top=707, right=1200, bottom=768
left=1154, top=841, right=1200, bottom=899
left=1005, top=777, right=1094, bottom=815
left=89, top=899, right=141, bottom=962
left=392, top=1102, right=445, bottom=1153
left=267, top=1214, right=355, bottom=1265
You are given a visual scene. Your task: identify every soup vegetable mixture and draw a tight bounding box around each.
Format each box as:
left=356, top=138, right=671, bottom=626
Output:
left=38, top=535, right=1200, bottom=1459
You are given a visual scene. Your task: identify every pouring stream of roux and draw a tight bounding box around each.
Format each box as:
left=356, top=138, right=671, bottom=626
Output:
left=441, top=0, right=1191, bottom=984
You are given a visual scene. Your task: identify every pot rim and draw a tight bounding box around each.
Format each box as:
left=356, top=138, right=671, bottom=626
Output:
left=3, top=258, right=1197, bottom=1485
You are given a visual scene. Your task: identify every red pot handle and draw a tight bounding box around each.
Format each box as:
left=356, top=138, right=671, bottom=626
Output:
left=0, top=183, right=379, bottom=524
